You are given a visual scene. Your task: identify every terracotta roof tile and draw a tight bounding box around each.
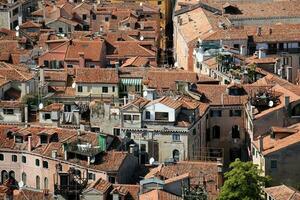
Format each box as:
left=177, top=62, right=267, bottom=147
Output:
left=44, top=71, right=68, bottom=82
left=40, top=103, right=64, bottom=112
left=264, top=185, right=300, bottom=200
left=75, top=68, right=119, bottom=84
left=112, top=184, right=140, bottom=200
left=90, top=178, right=112, bottom=193
left=140, top=189, right=181, bottom=200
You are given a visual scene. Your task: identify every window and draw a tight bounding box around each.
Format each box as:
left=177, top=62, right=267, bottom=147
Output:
left=89, top=64, right=95, bottom=68
left=44, top=177, right=48, bottom=189
left=58, top=27, right=63, bottom=33
left=155, top=112, right=168, bottom=121
left=77, top=86, right=83, bottom=93
left=92, top=14, right=96, bottom=20
left=15, top=135, right=23, bottom=143
left=35, top=159, right=40, bottom=166
left=113, top=128, right=120, bottom=136
left=173, top=149, right=180, bottom=161
left=112, top=86, right=115, bottom=92
left=44, top=113, right=51, bottom=120
left=192, top=129, right=196, bottom=136
left=252, top=147, right=255, bottom=156
left=109, top=176, right=116, bottom=183
left=292, top=104, right=300, bottom=116
left=172, top=133, right=180, bottom=142
left=67, top=64, right=73, bottom=68
left=233, top=44, right=240, bottom=49
left=230, top=110, right=242, bottom=117
left=271, top=160, right=277, bottom=169
left=22, top=156, right=26, bottom=163
left=3, top=109, right=14, bottom=115
left=40, top=135, right=48, bottom=144
left=1, top=171, right=8, bottom=183
left=133, top=115, right=139, bottom=121
left=124, top=115, right=131, bottom=121
left=135, top=85, right=140, bottom=92
left=44, top=60, right=49, bottom=68
left=210, top=110, right=222, bottom=117
left=82, top=14, right=87, bottom=20
left=0, top=154, right=3, bottom=161
left=12, top=8, right=18, bottom=16
left=232, top=125, right=240, bottom=139
left=212, top=125, right=220, bottom=139
left=22, top=172, right=27, bottom=185
left=88, top=173, right=96, bottom=180
left=145, top=111, right=150, bottom=119
left=102, top=87, right=108, bottom=93
left=12, top=155, right=17, bottom=162
left=36, top=176, right=40, bottom=189
left=43, top=161, right=48, bottom=169
left=105, top=16, right=109, bottom=22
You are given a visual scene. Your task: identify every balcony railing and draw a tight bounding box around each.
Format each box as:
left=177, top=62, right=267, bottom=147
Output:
left=266, top=48, right=300, bottom=55
left=64, top=141, right=102, bottom=157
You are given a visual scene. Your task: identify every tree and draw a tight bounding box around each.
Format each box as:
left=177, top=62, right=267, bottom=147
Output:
left=218, top=159, right=270, bottom=200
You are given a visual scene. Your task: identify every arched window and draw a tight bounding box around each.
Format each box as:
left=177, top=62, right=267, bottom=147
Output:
left=212, top=125, right=220, bottom=139
left=9, top=171, right=15, bottom=179
left=173, top=149, right=180, bottom=162
left=22, top=172, right=27, bottom=185
left=292, top=104, right=300, bottom=116
left=1, top=170, right=8, bottom=183
left=36, top=176, right=40, bottom=189
left=44, top=177, right=48, bottom=189
left=232, top=125, right=240, bottom=139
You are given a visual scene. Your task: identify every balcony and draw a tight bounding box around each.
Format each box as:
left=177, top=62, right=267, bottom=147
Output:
left=64, top=140, right=102, bottom=157
left=266, top=48, right=300, bottom=55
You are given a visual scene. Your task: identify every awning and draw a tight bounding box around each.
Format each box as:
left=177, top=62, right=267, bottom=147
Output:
left=120, top=78, right=142, bottom=86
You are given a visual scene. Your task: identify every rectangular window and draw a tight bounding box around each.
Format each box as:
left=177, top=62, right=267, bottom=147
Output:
left=0, top=154, right=3, bottom=161
left=12, top=155, right=17, bottom=162
left=105, top=16, right=109, bottom=22
left=22, top=156, right=26, bottom=163
left=92, top=14, right=96, bottom=20
left=12, top=8, right=18, bottom=16
left=44, top=60, right=49, bottom=68
left=172, top=133, right=180, bottom=142
left=77, top=86, right=83, bottom=93
left=59, top=27, right=63, bottom=33
left=109, top=176, right=115, bottom=183
left=35, top=159, right=40, bottom=166
left=3, top=109, right=14, bottom=115
left=230, top=110, right=242, bottom=117
left=44, top=113, right=51, bottom=120
left=233, top=44, right=240, bottom=49
left=252, top=147, right=255, bottom=156
left=210, top=110, right=222, bottom=117
left=155, top=112, right=169, bottom=121
left=124, top=115, right=131, bottom=121
left=15, top=136, right=23, bottom=143
left=271, top=160, right=277, bottom=169
left=133, top=115, right=139, bottom=121
left=88, top=173, right=96, bottom=180
left=82, top=14, right=87, bottom=20
left=43, top=161, right=48, bottom=169
left=102, top=87, right=108, bottom=93
left=67, top=64, right=73, bottom=68
left=145, top=111, right=150, bottom=119
left=112, top=86, right=115, bottom=92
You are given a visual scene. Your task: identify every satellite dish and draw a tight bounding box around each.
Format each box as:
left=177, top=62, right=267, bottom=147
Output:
left=90, top=156, right=96, bottom=164
left=72, top=82, right=76, bottom=88
left=174, top=62, right=178, bottom=68
left=39, top=103, right=44, bottom=110
left=268, top=101, right=274, bottom=107
left=18, top=181, right=24, bottom=188
left=139, top=2, right=143, bottom=6
left=149, top=157, right=155, bottom=165
left=140, top=36, right=144, bottom=41
left=15, top=26, right=19, bottom=31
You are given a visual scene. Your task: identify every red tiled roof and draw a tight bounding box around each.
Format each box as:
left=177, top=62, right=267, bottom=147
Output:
left=0, top=101, right=22, bottom=108
left=140, top=189, right=182, bottom=200
left=20, top=21, right=42, bottom=29
left=75, top=68, right=119, bottom=84
left=111, top=184, right=140, bottom=200
left=40, top=103, right=64, bottom=112
left=264, top=185, right=300, bottom=200
left=90, top=178, right=112, bottom=193
left=65, top=39, right=104, bottom=62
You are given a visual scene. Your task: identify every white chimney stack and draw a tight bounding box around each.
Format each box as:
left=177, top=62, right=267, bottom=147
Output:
left=28, top=136, right=32, bottom=152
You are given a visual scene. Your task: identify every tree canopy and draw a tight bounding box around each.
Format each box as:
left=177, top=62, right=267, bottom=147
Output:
left=218, top=159, right=270, bottom=200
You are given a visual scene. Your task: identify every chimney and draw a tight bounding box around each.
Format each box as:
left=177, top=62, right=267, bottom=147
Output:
left=21, top=82, right=27, bottom=98
left=256, top=27, right=262, bottom=36
left=286, top=66, right=292, bottom=82
left=217, top=158, right=223, bottom=188
left=285, top=96, right=290, bottom=109
left=28, top=136, right=32, bottom=152
left=78, top=52, right=85, bottom=68
left=24, top=104, right=28, bottom=127
left=258, top=48, right=266, bottom=59
left=40, top=65, right=45, bottom=86
left=240, top=45, right=247, bottom=56
left=258, top=136, right=263, bottom=153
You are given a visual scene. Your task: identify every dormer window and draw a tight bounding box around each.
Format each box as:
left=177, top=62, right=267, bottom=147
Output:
left=40, top=135, right=48, bottom=144
left=15, top=135, right=23, bottom=143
